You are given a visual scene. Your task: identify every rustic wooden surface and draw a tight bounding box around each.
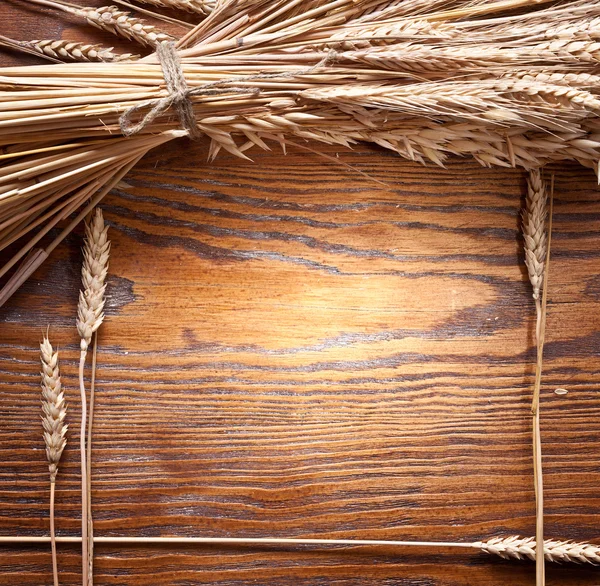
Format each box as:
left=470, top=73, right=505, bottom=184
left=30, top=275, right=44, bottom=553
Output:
left=1, top=3, right=600, bottom=585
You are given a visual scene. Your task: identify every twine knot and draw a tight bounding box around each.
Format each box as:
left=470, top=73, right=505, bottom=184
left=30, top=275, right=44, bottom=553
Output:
left=120, top=42, right=203, bottom=139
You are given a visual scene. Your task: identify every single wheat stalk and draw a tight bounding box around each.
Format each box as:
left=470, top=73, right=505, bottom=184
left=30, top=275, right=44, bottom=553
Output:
left=20, top=39, right=138, bottom=62
left=522, top=169, right=552, bottom=586
left=2, top=533, right=599, bottom=565
left=76, top=208, right=110, bottom=586
left=82, top=208, right=109, bottom=586
left=40, top=336, right=67, bottom=586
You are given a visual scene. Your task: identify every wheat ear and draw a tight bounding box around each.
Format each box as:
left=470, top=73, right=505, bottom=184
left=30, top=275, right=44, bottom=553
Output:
left=134, top=0, right=214, bottom=15
left=41, top=336, right=67, bottom=586
left=523, top=170, right=548, bottom=306
left=76, top=208, right=109, bottom=586
left=21, top=39, right=138, bottom=62
left=77, top=210, right=109, bottom=353
left=79, top=5, right=175, bottom=48
left=478, top=536, right=600, bottom=564
left=522, top=169, right=551, bottom=586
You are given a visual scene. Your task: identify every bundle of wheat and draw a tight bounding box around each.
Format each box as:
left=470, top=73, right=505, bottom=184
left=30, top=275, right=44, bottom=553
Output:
left=1, top=0, right=600, bottom=307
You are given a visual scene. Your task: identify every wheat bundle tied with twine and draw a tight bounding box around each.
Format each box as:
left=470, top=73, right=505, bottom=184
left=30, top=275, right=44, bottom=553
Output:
left=4, top=0, right=600, bottom=305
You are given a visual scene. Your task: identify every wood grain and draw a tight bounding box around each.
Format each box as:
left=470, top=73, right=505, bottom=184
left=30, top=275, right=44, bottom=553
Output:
left=1, top=4, right=600, bottom=585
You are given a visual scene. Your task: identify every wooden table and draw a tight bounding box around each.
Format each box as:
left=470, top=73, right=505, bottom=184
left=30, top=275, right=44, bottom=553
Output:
left=1, top=3, right=599, bottom=585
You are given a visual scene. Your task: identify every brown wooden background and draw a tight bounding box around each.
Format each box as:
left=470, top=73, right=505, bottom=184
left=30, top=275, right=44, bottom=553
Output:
left=1, top=3, right=599, bottom=585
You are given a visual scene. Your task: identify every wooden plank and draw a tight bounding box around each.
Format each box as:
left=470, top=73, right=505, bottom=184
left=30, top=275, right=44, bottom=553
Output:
left=0, top=4, right=599, bottom=585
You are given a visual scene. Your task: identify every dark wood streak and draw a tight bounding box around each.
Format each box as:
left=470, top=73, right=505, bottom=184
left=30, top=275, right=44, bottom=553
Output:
left=1, top=6, right=600, bottom=585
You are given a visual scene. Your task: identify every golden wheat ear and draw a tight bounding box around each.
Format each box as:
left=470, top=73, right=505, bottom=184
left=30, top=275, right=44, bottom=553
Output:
left=77, top=208, right=110, bottom=352
left=478, top=536, right=600, bottom=564
left=40, top=336, right=67, bottom=483
left=523, top=169, right=548, bottom=302
left=24, top=39, right=139, bottom=62
left=78, top=5, right=174, bottom=47
left=134, top=0, right=214, bottom=14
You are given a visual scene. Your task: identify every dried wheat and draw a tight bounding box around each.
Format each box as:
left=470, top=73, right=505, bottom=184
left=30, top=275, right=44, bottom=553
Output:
left=77, top=208, right=110, bottom=352
left=300, top=79, right=600, bottom=133
left=3, top=532, right=600, bottom=566
left=77, top=208, right=109, bottom=352
left=81, top=207, right=109, bottom=586
left=309, top=20, right=456, bottom=51
left=4, top=0, right=600, bottom=304
left=79, top=5, right=174, bottom=47
left=532, top=37, right=600, bottom=63
left=77, top=290, right=106, bottom=352
left=40, top=337, right=67, bottom=483
left=75, top=209, right=110, bottom=586
left=523, top=170, right=548, bottom=301
left=512, top=71, right=600, bottom=89
left=521, top=169, right=552, bottom=586
left=478, top=536, right=600, bottom=564
left=23, top=39, right=138, bottom=62
left=81, top=209, right=110, bottom=296
left=135, top=0, right=215, bottom=15
left=40, top=335, right=67, bottom=586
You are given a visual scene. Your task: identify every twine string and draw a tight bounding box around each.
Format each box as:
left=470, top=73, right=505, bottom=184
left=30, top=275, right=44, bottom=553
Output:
left=120, top=42, right=202, bottom=138
left=119, top=42, right=338, bottom=138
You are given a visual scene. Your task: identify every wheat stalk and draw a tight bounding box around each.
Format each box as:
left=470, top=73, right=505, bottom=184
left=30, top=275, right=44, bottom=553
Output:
left=2, top=533, right=599, bottom=565
left=82, top=208, right=109, bottom=586
left=40, top=336, right=67, bottom=586
left=522, top=169, right=552, bottom=586
left=75, top=208, right=110, bottom=586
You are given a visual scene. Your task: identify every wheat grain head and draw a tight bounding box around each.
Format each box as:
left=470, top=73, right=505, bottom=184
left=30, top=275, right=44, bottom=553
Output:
left=523, top=169, right=548, bottom=300
left=25, top=39, right=138, bottom=62
left=135, top=0, right=215, bottom=15
left=77, top=209, right=110, bottom=351
left=478, top=536, right=600, bottom=564
left=79, top=5, right=174, bottom=48
left=40, top=337, right=67, bottom=483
